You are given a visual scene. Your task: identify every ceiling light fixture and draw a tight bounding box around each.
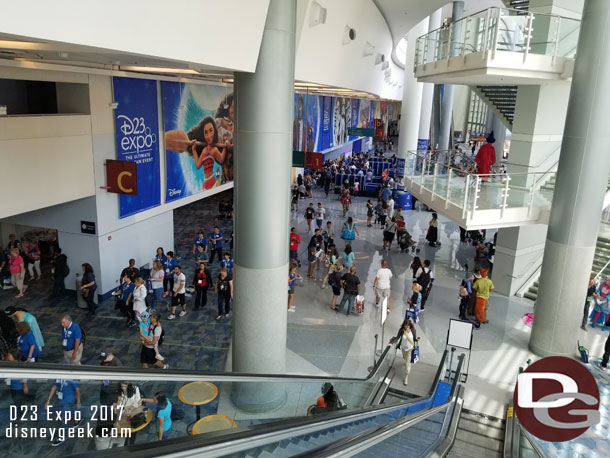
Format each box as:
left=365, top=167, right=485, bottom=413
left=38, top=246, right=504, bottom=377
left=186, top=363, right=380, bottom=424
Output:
left=119, top=65, right=199, bottom=74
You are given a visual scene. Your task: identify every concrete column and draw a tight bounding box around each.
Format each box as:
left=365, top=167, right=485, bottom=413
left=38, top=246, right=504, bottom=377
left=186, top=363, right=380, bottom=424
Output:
left=397, top=18, right=429, bottom=157
left=419, top=9, right=443, bottom=149
left=530, top=0, right=610, bottom=357
left=438, top=1, right=464, bottom=151
left=232, top=0, right=295, bottom=410
left=493, top=83, right=570, bottom=296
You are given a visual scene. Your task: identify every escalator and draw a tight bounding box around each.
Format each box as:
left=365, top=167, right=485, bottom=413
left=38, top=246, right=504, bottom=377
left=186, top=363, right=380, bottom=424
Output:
left=0, top=339, right=545, bottom=458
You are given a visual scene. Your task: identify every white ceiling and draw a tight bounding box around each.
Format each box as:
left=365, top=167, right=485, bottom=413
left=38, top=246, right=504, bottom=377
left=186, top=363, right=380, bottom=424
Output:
left=374, top=0, right=506, bottom=62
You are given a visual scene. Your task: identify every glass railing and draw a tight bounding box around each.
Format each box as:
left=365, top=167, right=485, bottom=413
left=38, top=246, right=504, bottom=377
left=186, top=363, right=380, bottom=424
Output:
left=415, top=7, right=581, bottom=67
left=0, top=339, right=402, bottom=457
left=404, top=150, right=556, bottom=222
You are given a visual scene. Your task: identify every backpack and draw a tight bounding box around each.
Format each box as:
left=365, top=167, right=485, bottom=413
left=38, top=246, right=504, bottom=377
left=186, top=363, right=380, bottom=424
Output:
left=417, top=268, right=431, bottom=290
left=150, top=324, right=165, bottom=346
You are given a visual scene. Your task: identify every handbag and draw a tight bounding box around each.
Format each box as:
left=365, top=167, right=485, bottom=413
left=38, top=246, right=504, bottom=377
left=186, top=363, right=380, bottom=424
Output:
left=130, top=412, right=147, bottom=429
left=81, top=288, right=89, bottom=299
left=411, top=345, right=420, bottom=364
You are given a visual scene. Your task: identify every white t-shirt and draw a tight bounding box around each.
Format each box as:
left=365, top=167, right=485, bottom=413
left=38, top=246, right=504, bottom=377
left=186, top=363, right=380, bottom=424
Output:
left=145, top=325, right=162, bottom=349
left=376, top=268, right=393, bottom=289
left=119, top=386, right=141, bottom=409
left=315, top=207, right=326, bottom=220
left=173, top=273, right=186, bottom=294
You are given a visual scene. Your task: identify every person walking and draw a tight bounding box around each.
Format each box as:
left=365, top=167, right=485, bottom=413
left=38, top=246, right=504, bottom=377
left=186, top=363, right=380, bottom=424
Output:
left=45, top=376, right=82, bottom=446
left=373, top=260, right=393, bottom=312
left=141, top=391, right=173, bottom=439
left=162, top=251, right=177, bottom=298
left=215, top=267, right=233, bottom=320
left=192, top=232, right=208, bottom=261
left=119, top=259, right=140, bottom=284
left=340, top=217, right=359, bottom=245
left=315, top=203, right=326, bottom=230
left=50, top=248, right=69, bottom=304
left=366, top=200, right=373, bottom=227
left=80, top=263, right=97, bottom=316
left=60, top=315, right=83, bottom=365
left=289, top=227, right=301, bottom=268
left=8, top=248, right=26, bottom=298
left=322, top=220, right=335, bottom=253
left=149, top=260, right=165, bottom=309
left=394, top=319, right=417, bottom=385
left=16, top=322, right=40, bottom=362
left=337, top=266, right=360, bottom=316
left=459, top=275, right=473, bottom=320
left=192, top=263, right=211, bottom=310
left=5, top=306, right=44, bottom=353
left=329, top=264, right=344, bottom=310
left=341, top=244, right=355, bottom=271
left=115, top=275, right=136, bottom=327
left=168, top=266, right=186, bottom=320
left=220, top=252, right=234, bottom=275
left=132, top=277, right=148, bottom=322
left=208, top=227, right=224, bottom=264
left=341, top=188, right=351, bottom=217
left=24, top=239, right=41, bottom=281
left=582, top=276, right=597, bottom=331
left=426, top=213, right=440, bottom=247
left=304, top=203, right=315, bottom=233
left=383, top=218, right=397, bottom=252
left=307, top=228, right=323, bottom=278
left=473, top=268, right=494, bottom=323
left=194, top=244, right=209, bottom=268
left=415, top=259, right=434, bottom=310
left=321, top=244, right=339, bottom=289
left=288, top=265, right=297, bottom=312
left=475, top=132, right=496, bottom=181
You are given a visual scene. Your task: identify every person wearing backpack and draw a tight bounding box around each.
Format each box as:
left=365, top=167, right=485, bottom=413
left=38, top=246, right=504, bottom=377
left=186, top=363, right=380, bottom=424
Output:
left=329, top=264, right=344, bottom=310
left=140, top=313, right=168, bottom=369
left=415, top=260, right=433, bottom=310
left=304, top=203, right=315, bottom=233
left=459, top=275, right=473, bottom=320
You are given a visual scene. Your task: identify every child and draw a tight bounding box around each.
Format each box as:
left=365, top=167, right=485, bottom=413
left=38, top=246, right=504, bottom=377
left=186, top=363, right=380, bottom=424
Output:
left=139, top=311, right=164, bottom=362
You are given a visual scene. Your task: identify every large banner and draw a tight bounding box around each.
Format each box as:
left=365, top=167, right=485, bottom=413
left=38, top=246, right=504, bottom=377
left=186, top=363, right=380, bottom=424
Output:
left=113, top=77, right=161, bottom=218
left=162, top=81, right=234, bottom=203
left=332, top=97, right=351, bottom=148
left=306, top=94, right=322, bottom=152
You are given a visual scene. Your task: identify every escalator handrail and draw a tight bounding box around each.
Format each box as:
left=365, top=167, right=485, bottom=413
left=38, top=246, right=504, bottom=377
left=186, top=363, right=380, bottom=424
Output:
left=513, top=417, right=547, bottom=457
left=73, top=346, right=450, bottom=457
left=291, top=354, right=466, bottom=458
left=0, top=335, right=399, bottom=383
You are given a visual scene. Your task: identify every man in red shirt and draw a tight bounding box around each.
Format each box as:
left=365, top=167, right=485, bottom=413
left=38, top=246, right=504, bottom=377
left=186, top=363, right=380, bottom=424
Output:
left=475, top=132, right=496, bottom=181
left=289, top=227, right=301, bottom=268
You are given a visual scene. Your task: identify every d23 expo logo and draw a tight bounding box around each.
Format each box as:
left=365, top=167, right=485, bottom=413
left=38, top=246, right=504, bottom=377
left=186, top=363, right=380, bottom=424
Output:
left=514, top=356, right=600, bottom=442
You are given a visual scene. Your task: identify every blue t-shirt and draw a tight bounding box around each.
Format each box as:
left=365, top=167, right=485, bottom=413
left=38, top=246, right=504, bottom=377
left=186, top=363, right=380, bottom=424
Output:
left=210, top=232, right=223, bottom=249
left=194, top=237, right=208, bottom=250
left=62, top=322, right=82, bottom=351
left=139, top=319, right=150, bottom=335
left=157, top=400, right=172, bottom=432
left=164, top=258, right=177, bottom=279
left=382, top=187, right=392, bottom=201
left=10, top=378, right=26, bottom=391
left=18, top=331, right=40, bottom=359
left=55, top=379, right=79, bottom=405
left=121, top=281, right=135, bottom=303
left=220, top=259, right=233, bottom=275
left=155, top=254, right=167, bottom=264
left=289, top=273, right=296, bottom=290
left=342, top=251, right=355, bottom=268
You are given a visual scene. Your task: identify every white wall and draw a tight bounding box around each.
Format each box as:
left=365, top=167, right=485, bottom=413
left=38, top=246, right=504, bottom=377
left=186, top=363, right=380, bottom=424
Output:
left=296, top=0, right=403, bottom=100
left=0, top=115, right=95, bottom=218
left=0, top=0, right=270, bottom=73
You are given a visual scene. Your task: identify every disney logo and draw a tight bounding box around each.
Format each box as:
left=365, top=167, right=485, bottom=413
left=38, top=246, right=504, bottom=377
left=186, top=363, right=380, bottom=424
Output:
left=169, top=189, right=182, bottom=197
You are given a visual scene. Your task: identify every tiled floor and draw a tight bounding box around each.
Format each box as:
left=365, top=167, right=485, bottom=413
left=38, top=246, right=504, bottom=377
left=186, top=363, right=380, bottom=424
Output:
left=3, top=185, right=610, bottom=456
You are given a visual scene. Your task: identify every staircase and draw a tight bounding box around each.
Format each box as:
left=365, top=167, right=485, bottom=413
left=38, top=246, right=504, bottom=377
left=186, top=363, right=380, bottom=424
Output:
left=474, top=86, right=517, bottom=130
left=524, top=234, right=610, bottom=301
left=447, top=409, right=505, bottom=458
left=504, top=0, right=529, bottom=13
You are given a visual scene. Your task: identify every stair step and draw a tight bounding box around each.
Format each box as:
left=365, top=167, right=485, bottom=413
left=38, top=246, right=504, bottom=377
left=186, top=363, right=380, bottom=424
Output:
left=455, top=428, right=504, bottom=453
left=448, top=438, right=503, bottom=458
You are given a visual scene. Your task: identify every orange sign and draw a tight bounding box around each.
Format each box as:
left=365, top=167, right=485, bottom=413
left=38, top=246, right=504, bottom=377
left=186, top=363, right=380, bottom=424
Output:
left=105, top=160, right=137, bottom=195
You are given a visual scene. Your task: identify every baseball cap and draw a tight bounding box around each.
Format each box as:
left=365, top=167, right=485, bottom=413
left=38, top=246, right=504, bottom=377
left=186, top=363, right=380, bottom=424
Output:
left=98, top=351, right=113, bottom=361
left=4, top=306, right=18, bottom=316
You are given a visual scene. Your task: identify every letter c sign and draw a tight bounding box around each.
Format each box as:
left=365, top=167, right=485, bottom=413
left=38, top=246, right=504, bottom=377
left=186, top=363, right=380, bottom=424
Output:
left=105, top=160, right=137, bottom=195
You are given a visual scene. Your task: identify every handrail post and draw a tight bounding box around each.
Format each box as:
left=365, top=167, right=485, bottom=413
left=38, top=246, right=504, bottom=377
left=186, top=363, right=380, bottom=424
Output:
left=445, top=169, right=453, bottom=209
left=528, top=173, right=536, bottom=216
left=447, top=22, right=454, bottom=61
left=524, top=12, right=534, bottom=63
left=553, top=16, right=562, bottom=64
left=472, top=175, right=481, bottom=218
left=501, top=174, right=510, bottom=218
left=462, top=174, right=471, bottom=219
left=483, top=7, right=491, bottom=56
left=491, top=8, right=501, bottom=59
left=411, top=153, right=416, bottom=181
left=423, top=35, right=429, bottom=66
left=420, top=158, right=426, bottom=193
left=432, top=163, right=439, bottom=200
left=464, top=16, right=472, bottom=58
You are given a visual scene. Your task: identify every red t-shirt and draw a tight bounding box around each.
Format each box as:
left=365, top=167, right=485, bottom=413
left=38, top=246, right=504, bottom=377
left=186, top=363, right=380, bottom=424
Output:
left=290, top=233, right=301, bottom=251
left=9, top=255, right=24, bottom=274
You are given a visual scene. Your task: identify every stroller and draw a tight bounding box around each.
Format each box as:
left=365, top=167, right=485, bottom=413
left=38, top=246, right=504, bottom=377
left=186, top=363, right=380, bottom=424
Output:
left=398, top=230, right=419, bottom=254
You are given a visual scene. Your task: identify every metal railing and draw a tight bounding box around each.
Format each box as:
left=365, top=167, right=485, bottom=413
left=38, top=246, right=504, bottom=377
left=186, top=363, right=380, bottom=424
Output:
left=404, top=150, right=556, bottom=222
left=415, top=7, right=581, bottom=68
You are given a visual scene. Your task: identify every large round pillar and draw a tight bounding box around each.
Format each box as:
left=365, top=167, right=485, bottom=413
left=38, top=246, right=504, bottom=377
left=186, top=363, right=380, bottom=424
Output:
left=419, top=9, right=443, bottom=148
left=438, top=1, right=464, bottom=151
left=530, top=0, right=610, bottom=356
left=398, top=18, right=429, bottom=157
left=232, top=0, right=295, bottom=410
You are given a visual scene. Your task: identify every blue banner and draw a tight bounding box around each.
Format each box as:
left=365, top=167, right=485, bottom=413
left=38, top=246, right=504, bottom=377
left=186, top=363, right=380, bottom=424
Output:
left=417, top=139, right=430, bottom=150
left=162, top=81, right=234, bottom=202
left=321, top=96, right=331, bottom=151
left=306, top=94, right=322, bottom=152
left=349, top=99, right=360, bottom=141
left=113, top=77, right=161, bottom=218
